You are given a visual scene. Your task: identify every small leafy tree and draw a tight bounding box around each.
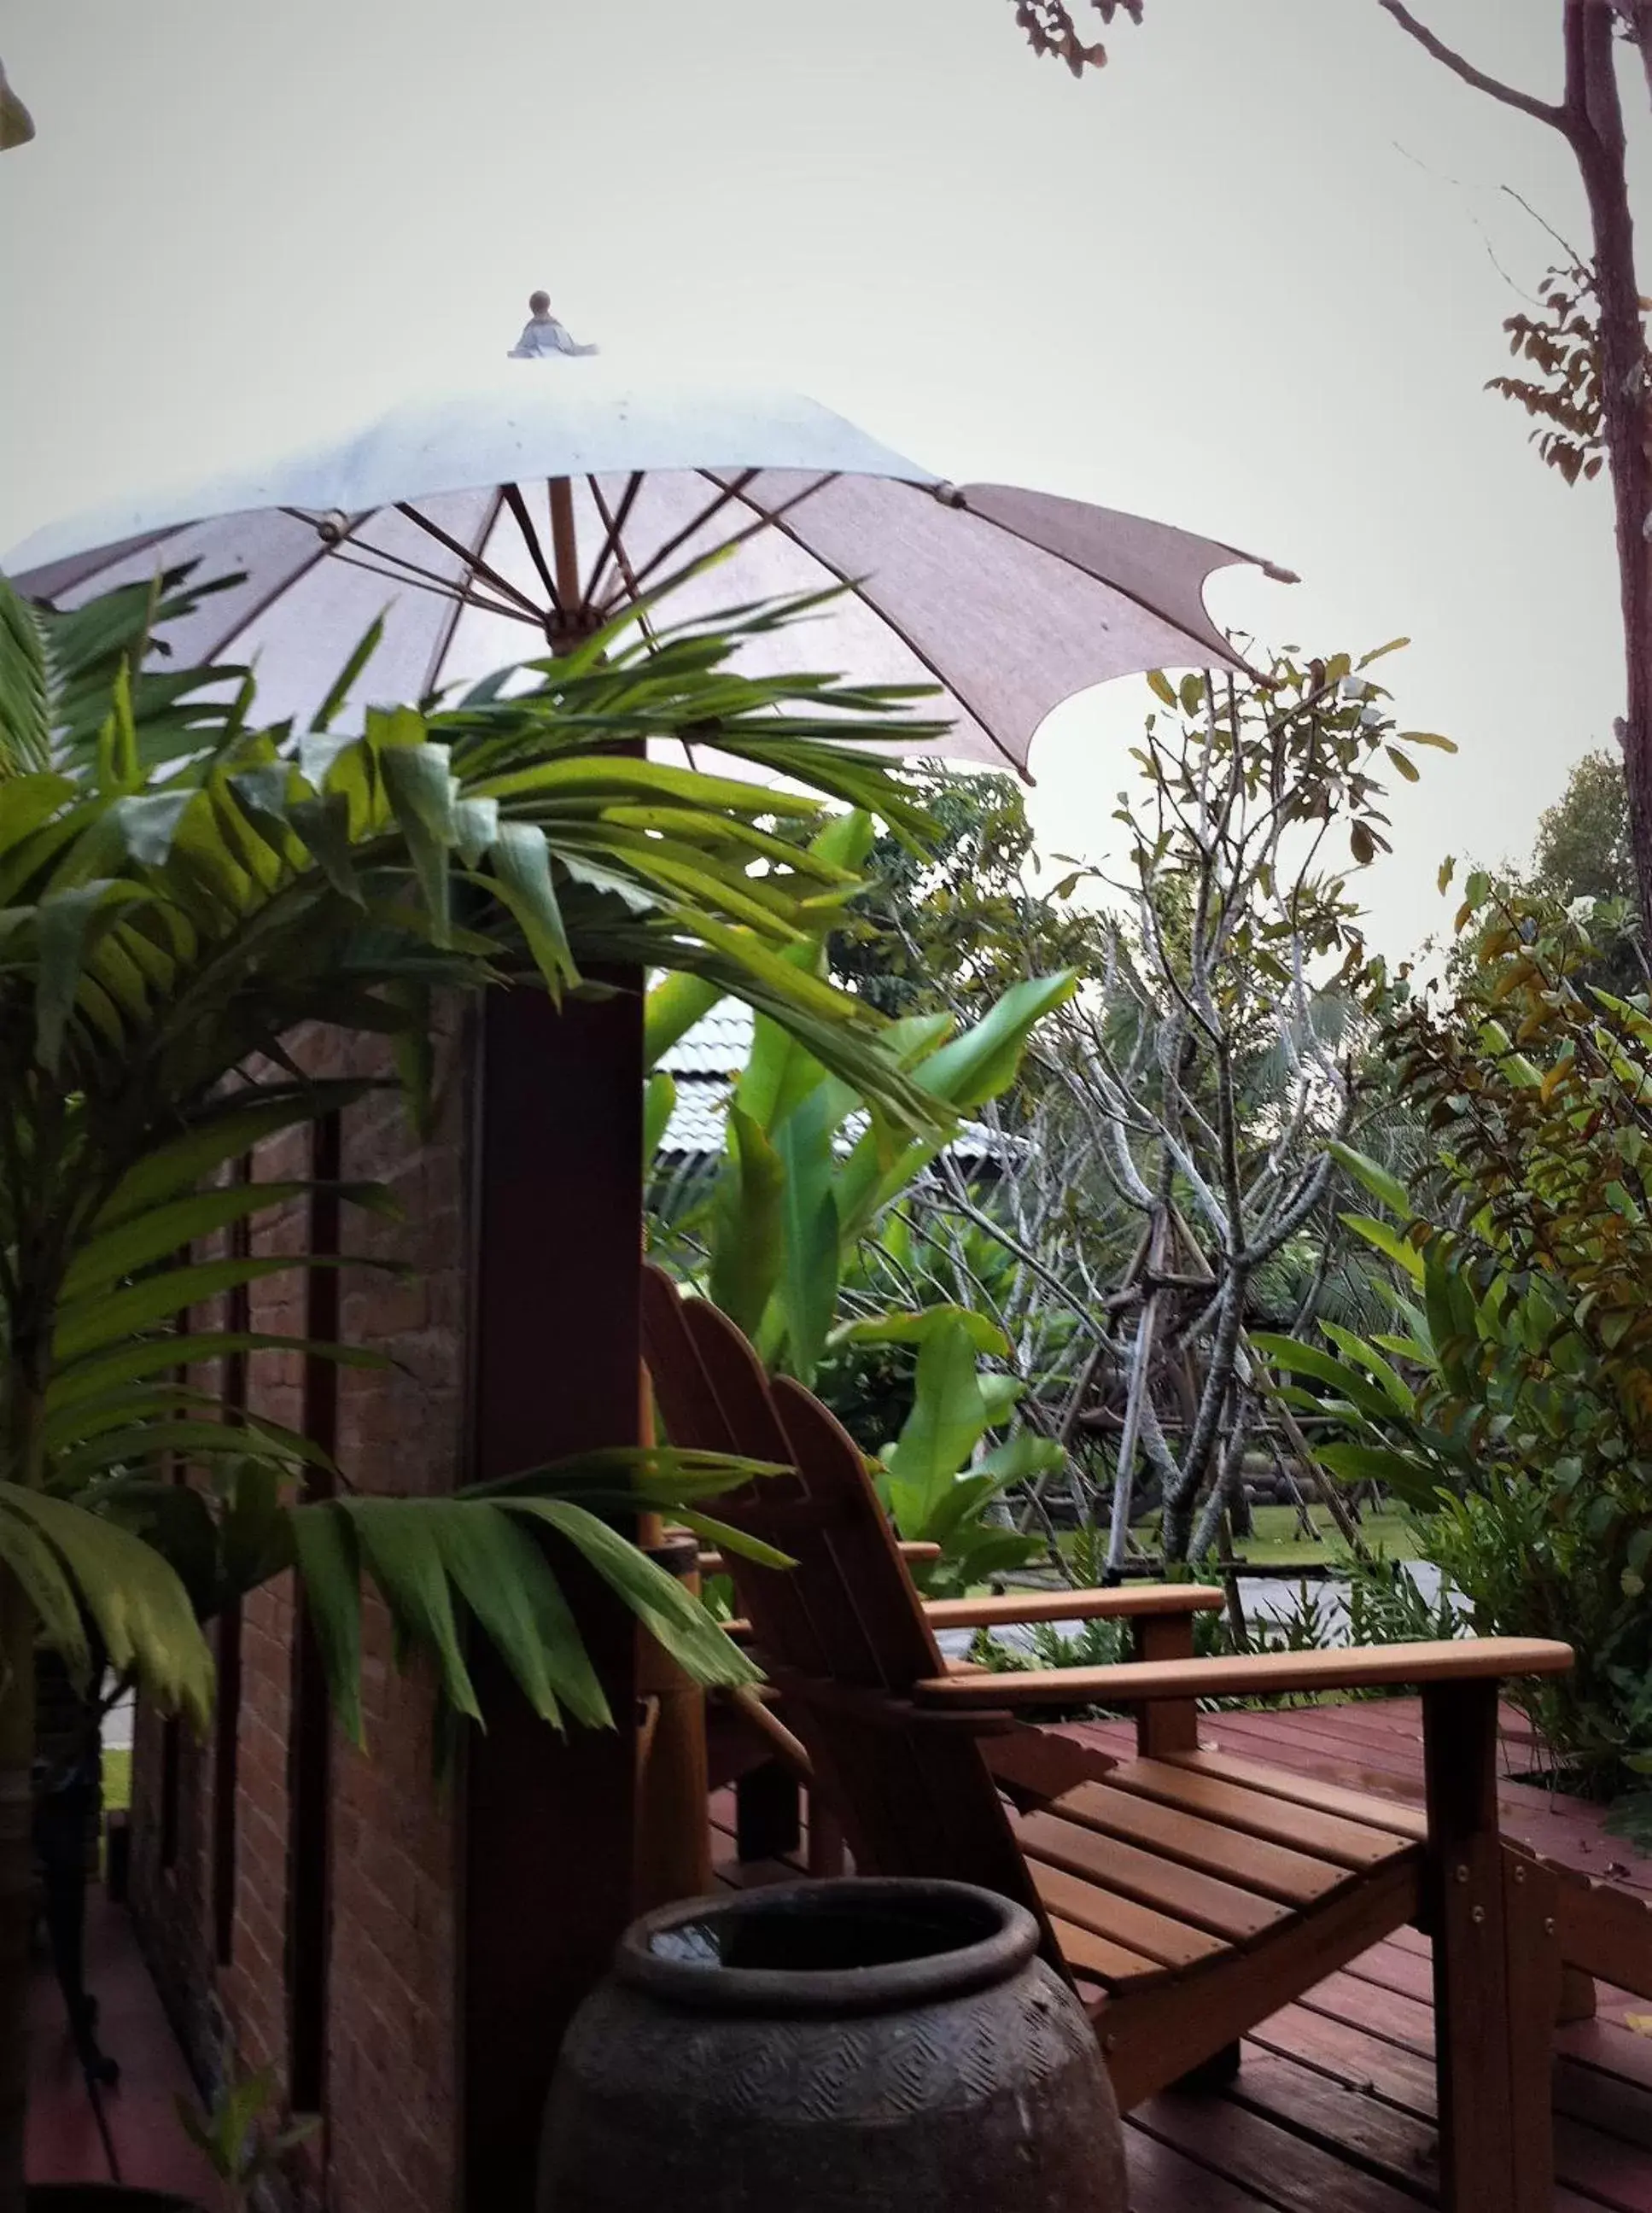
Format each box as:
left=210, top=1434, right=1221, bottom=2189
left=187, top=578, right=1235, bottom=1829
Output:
left=1043, top=645, right=1443, bottom=1569
left=1270, top=882, right=1652, bottom=1798
left=823, top=767, right=1110, bottom=1021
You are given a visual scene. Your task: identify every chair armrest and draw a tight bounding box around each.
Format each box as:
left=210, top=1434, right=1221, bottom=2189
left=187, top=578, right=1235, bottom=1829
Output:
left=910, top=1636, right=1573, bottom=1709
left=720, top=1582, right=1225, bottom=1645
left=697, top=1539, right=941, bottom=1576
left=919, top=1585, right=1226, bottom=1632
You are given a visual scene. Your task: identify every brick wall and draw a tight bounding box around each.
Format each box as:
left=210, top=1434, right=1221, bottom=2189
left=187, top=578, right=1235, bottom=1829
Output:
left=129, top=1008, right=470, bottom=2213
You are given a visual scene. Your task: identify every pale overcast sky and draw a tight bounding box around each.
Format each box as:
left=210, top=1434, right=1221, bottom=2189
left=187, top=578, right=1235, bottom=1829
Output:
left=1, top=1, right=1646, bottom=957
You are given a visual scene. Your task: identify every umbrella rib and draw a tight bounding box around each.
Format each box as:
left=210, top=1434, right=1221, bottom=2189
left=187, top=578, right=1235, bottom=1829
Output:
left=320, top=540, right=533, bottom=625
left=587, top=479, right=657, bottom=651
left=191, top=527, right=345, bottom=665
left=419, top=488, right=507, bottom=698
left=394, top=502, right=546, bottom=620
left=710, top=476, right=1021, bottom=775
left=617, top=468, right=767, bottom=597
left=20, top=528, right=176, bottom=605
left=501, top=483, right=563, bottom=613
left=601, top=471, right=843, bottom=623
left=582, top=472, right=645, bottom=608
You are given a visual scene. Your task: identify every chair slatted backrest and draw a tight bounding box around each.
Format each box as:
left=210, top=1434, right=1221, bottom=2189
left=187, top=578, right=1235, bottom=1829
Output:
left=640, top=1264, right=1053, bottom=1934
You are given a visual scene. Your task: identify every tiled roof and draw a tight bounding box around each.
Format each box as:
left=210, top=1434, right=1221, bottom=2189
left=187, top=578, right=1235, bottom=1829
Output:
left=658, top=999, right=755, bottom=1079
left=655, top=999, right=1019, bottom=1167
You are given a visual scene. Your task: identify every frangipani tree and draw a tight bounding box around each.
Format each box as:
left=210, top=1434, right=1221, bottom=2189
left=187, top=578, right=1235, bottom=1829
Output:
left=1032, top=645, right=1449, bottom=1569
left=0, top=563, right=952, bottom=2208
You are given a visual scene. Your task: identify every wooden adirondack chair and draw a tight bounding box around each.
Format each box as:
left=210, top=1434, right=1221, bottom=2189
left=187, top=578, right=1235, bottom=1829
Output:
left=640, top=1263, right=1575, bottom=2213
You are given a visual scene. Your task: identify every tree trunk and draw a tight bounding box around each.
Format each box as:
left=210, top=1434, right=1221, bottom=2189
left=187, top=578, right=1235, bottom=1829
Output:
left=1566, top=1, right=1652, bottom=943
left=0, top=1568, right=36, bottom=2213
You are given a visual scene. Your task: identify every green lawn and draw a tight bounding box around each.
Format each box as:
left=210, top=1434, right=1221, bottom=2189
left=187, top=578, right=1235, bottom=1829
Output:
left=102, top=1745, right=131, bottom=1814
left=1233, top=1504, right=1420, bottom=1568
left=1056, top=1503, right=1421, bottom=1574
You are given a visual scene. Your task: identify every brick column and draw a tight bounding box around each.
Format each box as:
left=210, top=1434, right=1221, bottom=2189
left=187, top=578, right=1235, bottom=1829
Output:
left=460, top=983, right=643, bottom=2213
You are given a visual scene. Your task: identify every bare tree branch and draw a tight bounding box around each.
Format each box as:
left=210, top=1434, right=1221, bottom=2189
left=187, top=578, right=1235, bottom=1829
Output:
left=1375, top=0, right=1568, bottom=128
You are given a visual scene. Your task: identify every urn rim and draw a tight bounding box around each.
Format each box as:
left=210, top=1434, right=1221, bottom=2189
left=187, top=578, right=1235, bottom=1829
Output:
left=614, top=1877, right=1042, bottom=2017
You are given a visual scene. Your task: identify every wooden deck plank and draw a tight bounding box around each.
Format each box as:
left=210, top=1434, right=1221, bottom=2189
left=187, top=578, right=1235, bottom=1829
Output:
left=1177, top=1712, right=1649, bottom=1891
left=1129, top=2082, right=1436, bottom=2210
left=1123, top=2128, right=1284, bottom=2209
left=1222, top=2046, right=1441, bottom=2198
left=1257, top=1975, right=1652, bottom=2211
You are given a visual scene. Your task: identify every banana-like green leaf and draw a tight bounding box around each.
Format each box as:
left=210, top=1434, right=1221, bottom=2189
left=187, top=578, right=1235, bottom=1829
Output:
left=881, top=1314, right=993, bottom=1532
left=910, top=972, right=1077, bottom=1112
left=1248, top=1331, right=1408, bottom=1428
left=1318, top=1321, right=1415, bottom=1415
left=832, top=1305, right=1010, bottom=1358
left=644, top=972, right=721, bottom=1070
left=709, top=1106, right=785, bottom=1341
left=1313, top=1443, right=1445, bottom=1509
left=833, top=973, right=1072, bottom=1243
left=1340, top=1211, right=1424, bottom=1286
left=1327, top=1140, right=1415, bottom=1222
left=642, top=1070, right=676, bottom=1164
left=775, top=1089, right=840, bottom=1387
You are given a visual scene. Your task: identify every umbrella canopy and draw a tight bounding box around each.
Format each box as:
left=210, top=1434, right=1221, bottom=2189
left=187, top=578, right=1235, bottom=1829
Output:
left=3, top=359, right=1287, bottom=774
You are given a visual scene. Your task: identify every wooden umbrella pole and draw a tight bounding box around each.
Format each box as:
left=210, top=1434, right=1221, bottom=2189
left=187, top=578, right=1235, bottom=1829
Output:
left=547, top=476, right=581, bottom=624
left=593, top=467, right=709, bottom=1900
left=539, top=475, right=711, bottom=1908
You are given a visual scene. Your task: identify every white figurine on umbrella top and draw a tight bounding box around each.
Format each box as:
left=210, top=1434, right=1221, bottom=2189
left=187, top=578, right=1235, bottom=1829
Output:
left=508, top=290, right=598, bottom=361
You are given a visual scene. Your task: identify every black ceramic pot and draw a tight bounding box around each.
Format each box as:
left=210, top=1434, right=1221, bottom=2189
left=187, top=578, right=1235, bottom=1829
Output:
left=539, top=1877, right=1126, bottom=2212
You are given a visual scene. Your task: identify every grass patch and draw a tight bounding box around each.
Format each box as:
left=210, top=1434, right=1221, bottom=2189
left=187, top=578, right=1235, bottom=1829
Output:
left=1054, top=1503, right=1421, bottom=1573
left=102, top=1745, right=131, bottom=1815
left=1233, top=1504, right=1420, bottom=1568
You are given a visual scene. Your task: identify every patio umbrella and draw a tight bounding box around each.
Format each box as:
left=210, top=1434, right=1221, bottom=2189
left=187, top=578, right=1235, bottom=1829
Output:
left=2, top=361, right=1293, bottom=1923
left=3, top=358, right=1290, bottom=775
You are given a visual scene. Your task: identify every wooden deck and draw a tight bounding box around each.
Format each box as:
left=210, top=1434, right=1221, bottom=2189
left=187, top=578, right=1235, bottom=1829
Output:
left=28, top=1696, right=1652, bottom=2209
left=714, top=1698, right=1652, bottom=2212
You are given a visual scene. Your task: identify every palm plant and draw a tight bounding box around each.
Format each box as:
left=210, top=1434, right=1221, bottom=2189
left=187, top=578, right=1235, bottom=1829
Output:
left=0, top=559, right=954, bottom=2208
